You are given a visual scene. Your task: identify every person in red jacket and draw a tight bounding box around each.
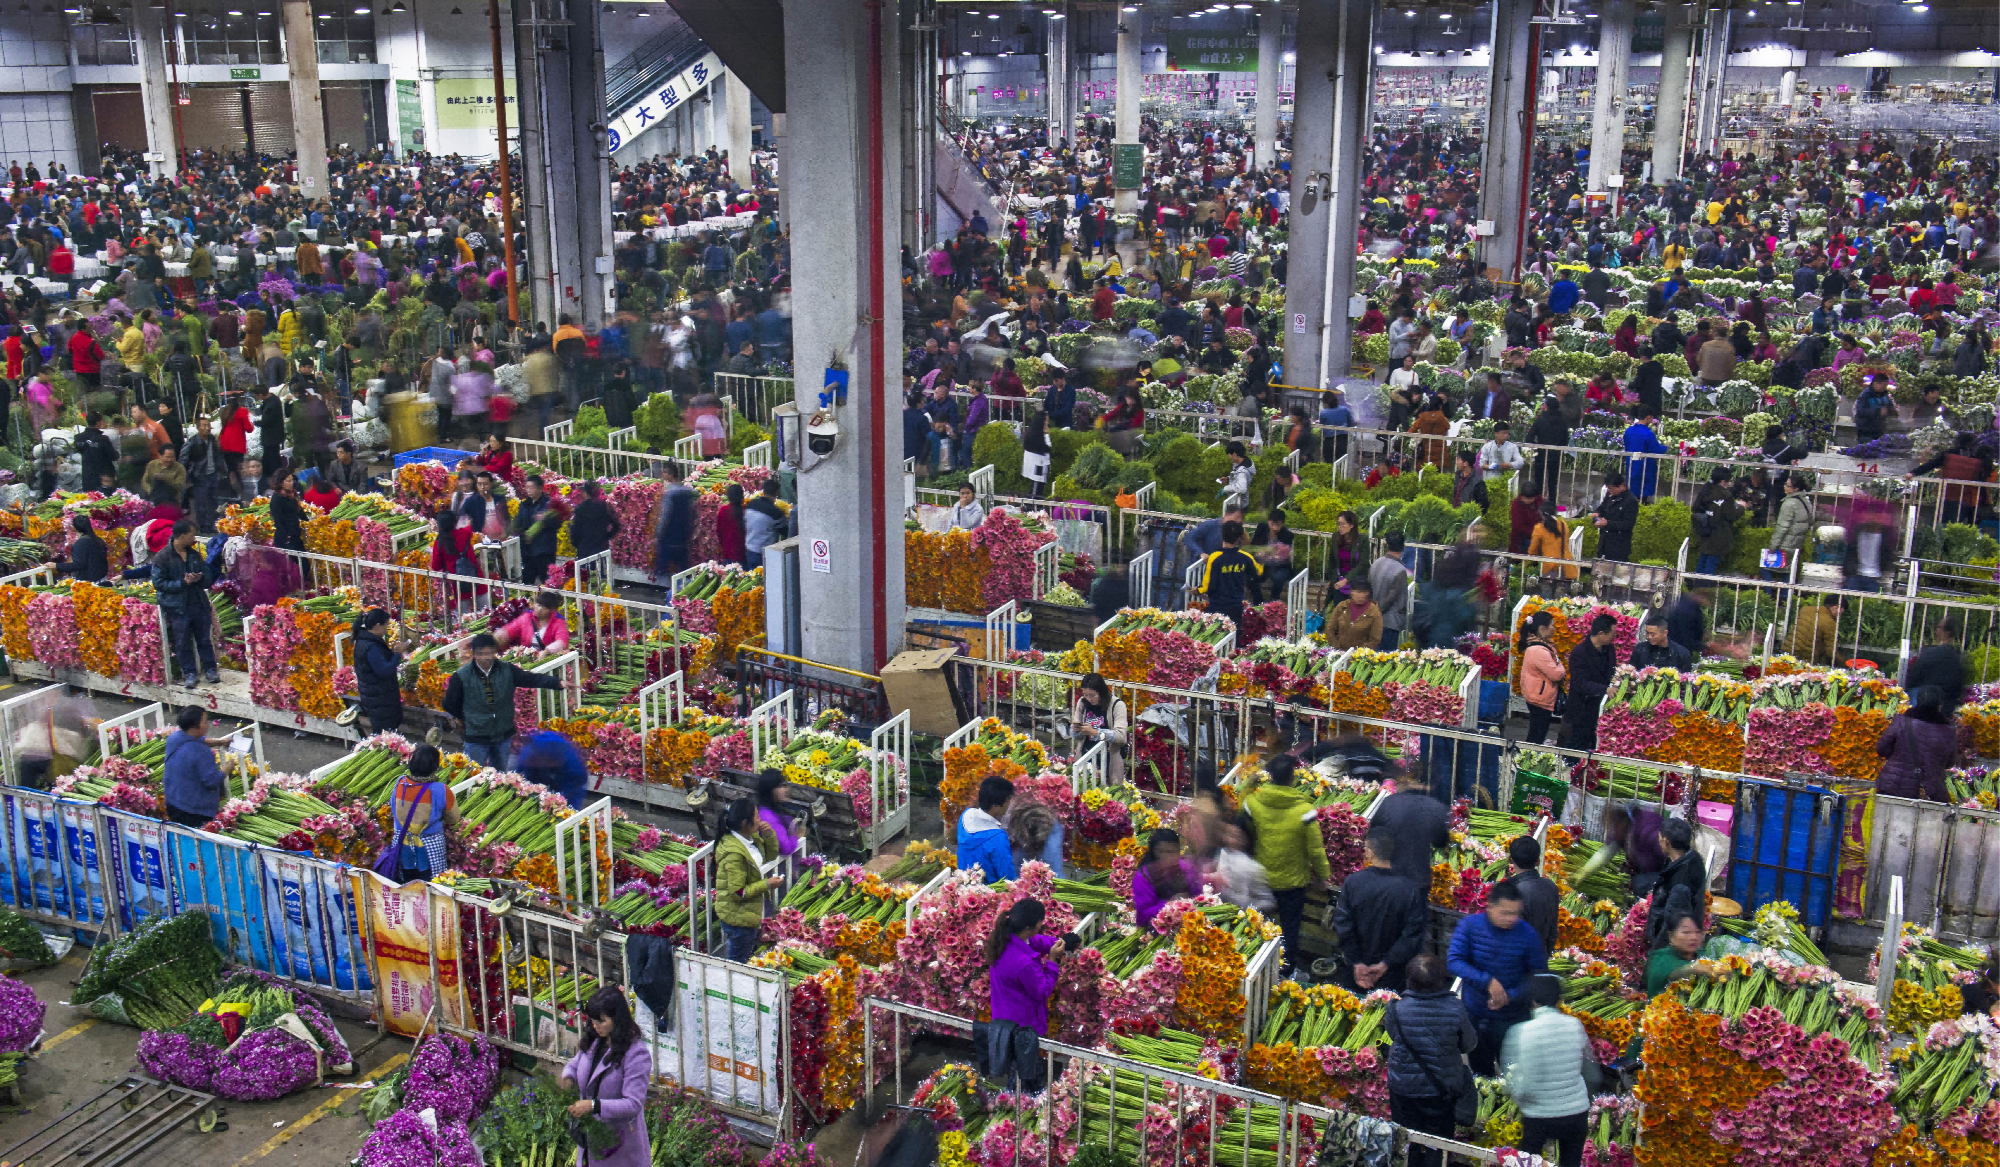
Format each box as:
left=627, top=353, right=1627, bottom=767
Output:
left=46, top=242, right=73, bottom=293
left=217, top=394, right=255, bottom=482
left=68, top=326, right=103, bottom=387
left=3, top=330, right=29, bottom=382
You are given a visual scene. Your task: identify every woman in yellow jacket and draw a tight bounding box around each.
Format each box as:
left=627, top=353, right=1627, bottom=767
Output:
left=277, top=306, right=302, bottom=356
left=1527, top=505, right=1577, bottom=581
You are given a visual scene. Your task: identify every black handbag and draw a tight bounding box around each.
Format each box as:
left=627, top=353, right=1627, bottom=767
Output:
left=1386, top=1001, right=1478, bottom=1127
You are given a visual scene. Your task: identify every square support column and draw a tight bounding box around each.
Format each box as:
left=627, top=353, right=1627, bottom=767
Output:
left=781, top=0, right=907, bottom=673
left=1280, top=0, right=1336, bottom=388
left=1651, top=7, right=1692, bottom=184
left=1113, top=14, right=1140, bottom=215
left=1478, top=0, right=1537, bottom=281
left=1586, top=0, right=1632, bottom=194
left=1253, top=2, right=1281, bottom=171
left=281, top=0, right=329, bottom=199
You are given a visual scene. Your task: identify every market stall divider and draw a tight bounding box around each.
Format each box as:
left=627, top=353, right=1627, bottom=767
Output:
left=1848, top=794, right=2000, bottom=949
left=946, top=657, right=1250, bottom=799
left=732, top=686, right=915, bottom=854
left=711, top=373, right=793, bottom=428
left=857, top=995, right=1499, bottom=1167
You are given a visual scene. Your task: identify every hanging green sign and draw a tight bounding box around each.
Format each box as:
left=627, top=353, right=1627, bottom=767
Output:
left=1166, top=32, right=1257, bottom=73
left=1113, top=143, right=1143, bottom=189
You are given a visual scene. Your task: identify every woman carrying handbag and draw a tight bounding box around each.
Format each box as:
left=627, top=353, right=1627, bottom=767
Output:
left=559, top=987, right=653, bottom=1167
left=1518, top=610, right=1567, bottom=747
left=1384, top=954, right=1478, bottom=1167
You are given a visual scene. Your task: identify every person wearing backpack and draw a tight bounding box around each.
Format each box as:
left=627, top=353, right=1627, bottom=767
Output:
left=1853, top=375, right=1895, bottom=443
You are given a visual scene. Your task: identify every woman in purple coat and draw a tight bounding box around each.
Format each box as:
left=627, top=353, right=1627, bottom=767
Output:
left=1132, top=829, right=1202, bottom=929
left=985, top=898, right=1075, bottom=1091
left=560, top=988, right=653, bottom=1167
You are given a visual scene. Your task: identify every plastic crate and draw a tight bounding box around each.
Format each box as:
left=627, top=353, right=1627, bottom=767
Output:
left=394, top=446, right=474, bottom=469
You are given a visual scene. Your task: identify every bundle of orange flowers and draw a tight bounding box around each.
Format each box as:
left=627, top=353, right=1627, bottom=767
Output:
left=712, top=579, right=765, bottom=666
left=1091, top=628, right=1149, bottom=684
left=1824, top=704, right=1892, bottom=783
left=1071, top=831, right=1144, bottom=877
left=1170, top=908, right=1249, bottom=1038
left=512, top=852, right=561, bottom=895
left=1658, top=710, right=1746, bottom=771
left=403, top=655, right=450, bottom=710
left=904, top=527, right=988, bottom=614
left=1633, top=995, right=1783, bottom=1167
left=283, top=602, right=344, bottom=720
left=1556, top=907, right=1608, bottom=954
left=940, top=720, right=1043, bottom=829
left=1875, top=1123, right=2000, bottom=1167
left=1328, top=671, right=1391, bottom=720
left=304, top=513, right=361, bottom=558
left=216, top=504, right=274, bottom=543
left=644, top=724, right=714, bottom=788
left=0, top=584, right=31, bottom=660
left=73, top=580, right=124, bottom=678
left=814, top=955, right=867, bottom=1111
left=831, top=916, right=905, bottom=967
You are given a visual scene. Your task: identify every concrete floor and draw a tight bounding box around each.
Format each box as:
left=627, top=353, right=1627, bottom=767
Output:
left=0, top=952, right=408, bottom=1167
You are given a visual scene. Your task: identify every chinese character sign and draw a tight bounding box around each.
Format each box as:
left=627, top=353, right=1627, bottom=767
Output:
left=1165, top=31, right=1258, bottom=73
left=433, top=77, right=519, bottom=130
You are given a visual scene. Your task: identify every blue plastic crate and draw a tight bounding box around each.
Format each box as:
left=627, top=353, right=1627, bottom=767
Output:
left=1726, top=779, right=1845, bottom=928
left=394, top=446, right=474, bottom=469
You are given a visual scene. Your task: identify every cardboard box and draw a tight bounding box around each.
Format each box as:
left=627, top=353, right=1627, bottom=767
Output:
left=879, top=648, right=966, bottom=736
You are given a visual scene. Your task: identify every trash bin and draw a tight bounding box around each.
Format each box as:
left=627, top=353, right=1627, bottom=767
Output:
left=382, top=392, right=437, bottom=452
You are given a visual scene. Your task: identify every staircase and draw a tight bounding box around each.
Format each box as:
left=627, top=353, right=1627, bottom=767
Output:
left=602, top=22, right=725, bottom=156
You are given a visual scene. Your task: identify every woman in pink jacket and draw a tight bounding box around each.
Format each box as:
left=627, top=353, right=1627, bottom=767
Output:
left=1518, top=610, right=1566, bottom=747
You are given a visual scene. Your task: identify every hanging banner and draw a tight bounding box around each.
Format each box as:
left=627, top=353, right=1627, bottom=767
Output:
left=363, top=877, right=459, bottom=1035
left=433, top=77, right=518, bottom=130
left=1166, top=31, right=1258, bottom=72
left=604, top=50, right=724, bottom=154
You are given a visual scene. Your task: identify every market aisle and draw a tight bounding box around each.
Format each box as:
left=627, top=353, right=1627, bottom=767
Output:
left=0, top=953, right=408, bottom=1167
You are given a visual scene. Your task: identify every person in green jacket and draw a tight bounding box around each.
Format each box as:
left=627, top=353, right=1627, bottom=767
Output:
left=1644, top=911, right=1706, bottom=996
left=715, top=797, right=781, bottom=963
left=1243, top=754, right=1332, bottom=976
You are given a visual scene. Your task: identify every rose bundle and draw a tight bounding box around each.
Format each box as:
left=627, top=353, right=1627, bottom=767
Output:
left=116, top=596, right=166, bottom=684
left=24, top=590, right=82, bottom=670
left=970, top=509, right=1058, bottom=610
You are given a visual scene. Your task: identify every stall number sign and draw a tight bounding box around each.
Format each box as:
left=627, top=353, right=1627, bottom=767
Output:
left=810, top=539, right=831, bottom=574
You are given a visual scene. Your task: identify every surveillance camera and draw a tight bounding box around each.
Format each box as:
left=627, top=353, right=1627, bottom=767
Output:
left=807, top=410, right=839, bottom=457
left=589, top=121, right=608, bottom=134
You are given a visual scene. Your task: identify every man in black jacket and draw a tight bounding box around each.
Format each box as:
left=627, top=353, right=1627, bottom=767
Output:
left=74, top=411, right=117, bottom=489
left=1629, top=614, right=1693, bottom=671
left=1526, top=396, right=1570, bottom=499
left=1497, top=836, right=1561, bottom=955
left=1593, top=473, right=1639, bottom=561
left=1906, top=617, right=1967, bottom=718
left=1643, top=817, right=1708, bottom=948
left=1563, top=613, right=1618, bottom=751
left=256, top=385, right=285, bottom=484
left=1371, top=770, right=1451, bottom=881
left=511, top=474, right=567, bottom=588
left=1332, top=831, right=1429, bottom=993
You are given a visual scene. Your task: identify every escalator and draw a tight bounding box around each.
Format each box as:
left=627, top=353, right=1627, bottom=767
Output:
left=603, top=20, right=726, bottom=156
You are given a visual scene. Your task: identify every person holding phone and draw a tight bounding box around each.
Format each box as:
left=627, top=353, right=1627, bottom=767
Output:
left=985, top=897, right=1074, bottom=1091
left=1071, top=673, right=1129, bottom=785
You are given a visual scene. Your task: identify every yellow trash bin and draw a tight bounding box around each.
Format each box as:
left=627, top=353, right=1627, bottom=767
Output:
left=382, top=392, right=437, bottom=452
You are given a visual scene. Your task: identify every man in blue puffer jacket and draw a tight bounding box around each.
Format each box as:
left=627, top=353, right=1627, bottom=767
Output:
left=1447, top=881, right=1548, bottom=1074
left=955, top=776, right=1017, bottom=883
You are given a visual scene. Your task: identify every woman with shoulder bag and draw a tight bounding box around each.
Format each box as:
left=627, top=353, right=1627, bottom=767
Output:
left=380, top=744, right=458, bottom=882
left=1385, top=954, right=1478, bottom=1167
left=1519, top=610, right=1567, bottom=746
left=559, top=987, right=653, bottom=1167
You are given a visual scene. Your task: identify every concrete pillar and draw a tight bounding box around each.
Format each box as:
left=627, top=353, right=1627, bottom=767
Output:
left=1046, top=13, right=1071, bottom=148
left=781, top=0, right=906, bottom=673
left=1651, top=7, right=1692, bottom=184
left=1280, top=0, right=1335, bottom=388
left=773, top=111, right=788, bottom=230
left=131, top=5, right=177, bottom=178
left=1694, top=6, right=1730, bottom=157
left=1479, top=0, right=1536, bottom=281
left=514, top=0, right=557, bottom=329
left=1113, top=15, right=1140, bottom=214
left=1587, top=0, right=1633, bottom=193
left=1779, top=68, right=1797, bottom=107
left=1323, top=0, right=1372, bottom=382
left=568, top=0, right=612, bottom=324
left=722, top=71, right=753, bottom=187
left=1253, top=2, right=1281, bottom=170
left=280, top=0, right=329, bottom=199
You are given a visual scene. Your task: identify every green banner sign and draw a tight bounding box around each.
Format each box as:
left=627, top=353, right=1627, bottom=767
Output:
left=1113, top=143, right=1143, bottom=189
left=1166, top=31, right=1257, bottom=73
left=395, top=79, right=422, bottom=146
left=1633, top=12, right=1664, bottom=54
left=229, top=66, right=261, bottom=80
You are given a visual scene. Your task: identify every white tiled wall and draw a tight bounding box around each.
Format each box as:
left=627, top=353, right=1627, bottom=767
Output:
left=0, top=14, right=81, bottom=176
